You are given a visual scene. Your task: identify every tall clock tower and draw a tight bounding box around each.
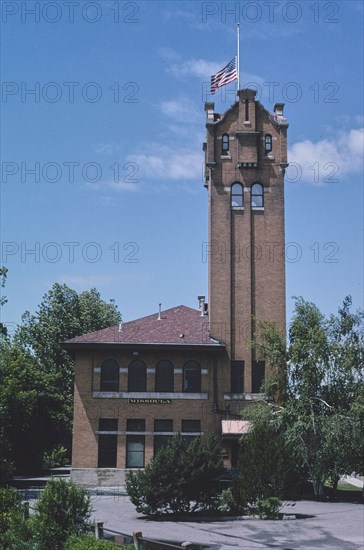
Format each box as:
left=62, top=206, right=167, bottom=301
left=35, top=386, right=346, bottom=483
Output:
left=204, top=89, right=288, bottom=412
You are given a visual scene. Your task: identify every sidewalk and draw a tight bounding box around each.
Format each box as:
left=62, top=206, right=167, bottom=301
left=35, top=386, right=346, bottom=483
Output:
left=91, top=496, right=364, bottom=549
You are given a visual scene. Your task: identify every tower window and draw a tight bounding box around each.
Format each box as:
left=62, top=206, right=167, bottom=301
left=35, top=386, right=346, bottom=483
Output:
left=155, top=360, right=174, bottom=392
left=231, top=360, right=244, bottom=393
left=222, top=134, right=229, bottom=155
left=245, top=99, right=249, bottom=121
left=128, top=359, right=147, bottom=392
left=252, top=361, right=265, bottom=393
left=183, top=360, right=201, bottom=392
left=251, top=183, right=264, bottom=208
left=265, top=134, right=272, bottom=154
left=231, top=182, right=244, bottom=208
left=100, top=359, right=119, bottom=392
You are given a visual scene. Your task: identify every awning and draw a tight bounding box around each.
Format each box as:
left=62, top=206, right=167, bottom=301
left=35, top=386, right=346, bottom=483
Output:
left=221, top=420, right=251, bottom=437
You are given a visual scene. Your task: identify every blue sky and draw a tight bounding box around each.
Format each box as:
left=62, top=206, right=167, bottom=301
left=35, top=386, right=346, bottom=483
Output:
left=1, top=0, right=363, bottom=336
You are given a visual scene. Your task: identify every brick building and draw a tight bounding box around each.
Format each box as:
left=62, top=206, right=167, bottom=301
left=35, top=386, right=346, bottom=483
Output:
left=65, top=89, right=288, bottom=486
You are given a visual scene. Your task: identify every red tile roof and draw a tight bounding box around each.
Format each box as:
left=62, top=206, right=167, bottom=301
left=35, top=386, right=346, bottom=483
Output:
left=64, top=305, right=224, bottom=348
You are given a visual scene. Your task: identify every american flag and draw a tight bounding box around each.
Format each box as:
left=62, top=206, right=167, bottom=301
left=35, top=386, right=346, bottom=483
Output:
left=210, top=57, right=237, bottom=94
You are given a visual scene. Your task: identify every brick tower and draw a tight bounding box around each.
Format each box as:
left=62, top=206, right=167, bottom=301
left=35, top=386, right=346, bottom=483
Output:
left=204, top=89, right=288, bottom=417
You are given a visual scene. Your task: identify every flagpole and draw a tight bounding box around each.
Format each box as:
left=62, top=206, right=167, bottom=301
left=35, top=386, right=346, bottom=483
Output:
left=237, top=23, right=240, bottom=91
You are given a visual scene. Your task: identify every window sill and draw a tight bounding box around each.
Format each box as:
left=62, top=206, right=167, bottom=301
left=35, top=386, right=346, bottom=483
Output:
left=231, top=206, right=244, bottom=211
left=224, top=393, right=264, bottom=400
left=93, top=391, right=208, bottom=400
left=252, top=207, right=264, bottom=211
left=220, top=155, right=231, bottom=160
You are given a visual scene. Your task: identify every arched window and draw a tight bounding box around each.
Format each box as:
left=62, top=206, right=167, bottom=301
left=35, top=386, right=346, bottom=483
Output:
left=155, top=360, right=174, bottom=392
left=231, top=182, right=244, bottom=208
left=251, top=183, right=264, bottom=208
left=183, top=360, right=201, bottom=393
left=222, top=134, right=229, bottom=155
left=100, top=359, right=119, bottom=392
left=265, top=134, right=272, bottom=154
left=128, top=359, right=146, bottom=392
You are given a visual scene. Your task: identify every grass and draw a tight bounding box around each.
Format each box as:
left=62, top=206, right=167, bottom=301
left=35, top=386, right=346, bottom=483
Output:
left=324, top=481, right=362, bottom=493
left=336, top=481, right=361, bottom=493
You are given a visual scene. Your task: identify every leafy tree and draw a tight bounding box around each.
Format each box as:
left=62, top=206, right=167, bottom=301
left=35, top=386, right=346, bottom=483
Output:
left=0, top=340, right=69, bottom=476
left=252, top=296, right=364, bottom=497
left=16, top=284, right=121, bottom=386
left=286, top=296, right=364, bottom=495
left=238, top=402, right=297, bottom=505
left=32, top=478, right=92, bottom=550
left=252, top=319, right=287, bottom=403
left=11, top=284, right=121, bottom=470
left=126, top=435, right=223, bottom=517
left=0, top=487, right=34, bottom=549
left=0, top=267, right=8, bottom=336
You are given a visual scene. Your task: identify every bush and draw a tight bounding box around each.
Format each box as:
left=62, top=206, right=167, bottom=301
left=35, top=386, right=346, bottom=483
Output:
left=218, top=486, right=247, bottom=515
left=0, top=487, right=27, bottom=534
left=32, top=478, right=92, bottom=550
left=126, top=434, right=223, bottom=517
left=256, top=497, right=282, bottom=519
left=0, top=488, right=35, bottom=549
left=65, top=534, right=131, bottom=549
left=237, top=403, right=297, bottom=504
left=42, top=445, right=69, bottom=470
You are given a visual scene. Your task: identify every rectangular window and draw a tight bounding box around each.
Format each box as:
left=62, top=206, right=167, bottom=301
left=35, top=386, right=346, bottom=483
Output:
left=99, top=418, right=118, bottom=432
left=252, top=360, right=265, bottom=393
left=231, top=360, right=244, bottom=393
left=126, top=419, right=145, bottom=432
left=154, top=419, right=173, bottom=432
left=126, top=435, right=145, bottom=468
left=98, top=434, right=117, bottom=468
left=181, top=420, right=201, bottom=433
left=154, top=435, right=173, bottom=457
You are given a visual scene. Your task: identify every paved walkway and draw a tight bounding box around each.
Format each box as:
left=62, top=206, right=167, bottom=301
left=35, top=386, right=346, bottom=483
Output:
left=91, top=496, right=364, bottom=549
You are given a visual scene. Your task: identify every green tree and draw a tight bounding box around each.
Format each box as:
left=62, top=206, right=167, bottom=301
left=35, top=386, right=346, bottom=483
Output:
left=0, top=487, right=34, bottom=549
left=16, top=284, right=120, bottom=384
left=126, top=435, right=223, bottom=517
left=238, top=402, right=297, bottom=505
left=287, top=297, right=363, bottom=495
left=252, top=319, right=288, bottom=403
left=0, top=267, right=8, bottom=336
left=0, top=340, right=68, bottom=476
left=254, top=297, right=364, bottom=497
left=12, top=284, right=121, bottom=470
left=32, top=478, right=92, bottom=550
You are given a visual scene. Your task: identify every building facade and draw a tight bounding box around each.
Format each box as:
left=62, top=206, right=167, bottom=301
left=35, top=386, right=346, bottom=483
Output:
left=65, top=90, right=288, bottom=486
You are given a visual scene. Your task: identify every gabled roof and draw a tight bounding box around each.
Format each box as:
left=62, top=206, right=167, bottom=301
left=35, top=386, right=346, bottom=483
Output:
left=64, top=305, right=225, bottom=350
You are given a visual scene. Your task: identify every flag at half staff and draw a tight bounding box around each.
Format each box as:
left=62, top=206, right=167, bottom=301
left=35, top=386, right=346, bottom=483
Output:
left=210, top=57, right=237, bottom=94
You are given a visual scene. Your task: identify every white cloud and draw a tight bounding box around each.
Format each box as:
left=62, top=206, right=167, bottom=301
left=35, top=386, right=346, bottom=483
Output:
left=127, top=145, right=202, bottom=181
left=166, top=57, right=265, bottom=93
left=159, top=97, right=201, bottom=122
left=168, top=58, right=220, bottom=80
left=287, top=128, right=363, bottom=185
